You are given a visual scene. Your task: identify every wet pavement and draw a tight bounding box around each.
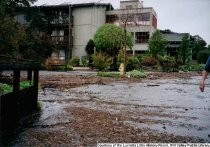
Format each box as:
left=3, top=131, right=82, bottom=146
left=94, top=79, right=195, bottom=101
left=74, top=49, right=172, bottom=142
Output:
left=8, top=76, right=210, bottom=145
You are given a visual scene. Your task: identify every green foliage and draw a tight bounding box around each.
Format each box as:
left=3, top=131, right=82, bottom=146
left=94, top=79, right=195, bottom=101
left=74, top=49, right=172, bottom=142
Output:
left=117, top=49, right=124, bottom=67
left=85, top=39, right=95, bottom=67
left=5, top=0, right=37, bottom=16
left=36, top=101, right=43, bottom=111
left=192, top=38, right=207, bottom=60
left=178, top=34, right=191, bottom=64
left=97, top=72, right=119, bottom=78
left=94, top=24, right=133, bottom=54
left=20, top=31, right=55, bottom=62
left=81, top=58, right=89, bottom=67
left=0, top=81, right=34, bottom=95
left=127, top=70, right=147, bottom=78
left=68, top=56, right=80, bottom=67
left=20, top=81, right=33, bottom=89
left=0, top=17, right=55, bottom=63
left=179, top=64, right=204, bottom=72
left=0, top=0, right=55, bottom=63
left=85, top=39, right=95, bottom=55
left=141, top=56, right=158, bottom=67
left=0, top=0, right=6, bottom=18
left=0, top=16, right=26, bottom=57
left=148, top=30, right=168, bottom=59
left=49, top=65, right=73, bottom=71
left=92, top=52, right=113, bottom=71
left=24, top=7, right=48, bottom=32
left=0, top=83, right=13, bottom=95
left=126, top=57, right=140, bottom=71
left=158, top=55, right=177, bottom=72
left=197, top=50, right=210, bottom=64
left=94, top=24, right=133, bottom=71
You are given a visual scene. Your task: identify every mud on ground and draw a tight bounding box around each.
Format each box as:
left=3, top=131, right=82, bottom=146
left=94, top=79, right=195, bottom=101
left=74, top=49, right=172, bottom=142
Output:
left=9, top=71, right=205, bottom=146
left=39, top=72, right=201, bottom=89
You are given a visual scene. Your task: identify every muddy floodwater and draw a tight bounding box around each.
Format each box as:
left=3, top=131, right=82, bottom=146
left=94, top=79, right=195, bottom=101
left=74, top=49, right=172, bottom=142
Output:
left=9, top=76, right=210, bottom=146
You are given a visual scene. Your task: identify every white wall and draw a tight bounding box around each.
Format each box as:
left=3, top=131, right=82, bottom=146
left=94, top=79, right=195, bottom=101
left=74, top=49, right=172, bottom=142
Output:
left=120, top=0, right=143, bottom=9
left=72, top=6, right=107, bottom=59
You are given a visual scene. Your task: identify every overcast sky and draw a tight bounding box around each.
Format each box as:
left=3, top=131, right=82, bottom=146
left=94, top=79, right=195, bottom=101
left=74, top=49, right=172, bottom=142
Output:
left=34, top=0, right=210, bottom=45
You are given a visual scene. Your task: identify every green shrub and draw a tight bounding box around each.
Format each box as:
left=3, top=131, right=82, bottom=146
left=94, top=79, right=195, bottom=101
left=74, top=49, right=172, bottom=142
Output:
left=0, top=83, right=12, bottom=95
left=97, top=72, right=119, bottom=78
left=69, top=56, right=80, bottom=67
left=197, top=50, right=210, bottom=64
left=66, top=65, right=73, bottom=71
left=81, top=58, right=89, bottom=67
left=136, top=53, right=151, bottom=62
left=20, top=81, right=33, bottom=89
left=141, top=56, right=158, bottom=66
left=179, top=64, right=205, bottom=72
left=92, top=53, right=113, bottom=71
left=158, top=55, right=178, bottom=72
left=126, top=57, right=140, bottom=71
left=126, top=70, right=147, bottom=78
left=49, top=65, right=73, bottom=71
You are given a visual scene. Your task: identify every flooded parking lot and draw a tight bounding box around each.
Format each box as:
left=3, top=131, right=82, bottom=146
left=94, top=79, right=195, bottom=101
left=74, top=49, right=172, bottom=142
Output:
left=9, top=75, right=210, bottom=146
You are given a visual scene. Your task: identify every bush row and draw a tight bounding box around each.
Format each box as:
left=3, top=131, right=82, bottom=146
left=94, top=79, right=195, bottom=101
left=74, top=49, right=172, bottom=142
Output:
left=0, top=81, right=33, bottom=95
left=94, top=53, right=205, bottom=72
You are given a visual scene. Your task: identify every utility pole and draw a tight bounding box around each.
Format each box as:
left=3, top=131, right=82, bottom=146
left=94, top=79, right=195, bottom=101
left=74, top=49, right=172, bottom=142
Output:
left=66, top=5, right=72, bottom=71
left=121, top=13, right=134, bottom=76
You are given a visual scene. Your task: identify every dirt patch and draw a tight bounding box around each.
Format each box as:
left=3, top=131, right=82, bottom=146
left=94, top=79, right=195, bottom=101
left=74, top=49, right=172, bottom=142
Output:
left=39, top=72, right=201, bottom=89
left=65, top=107, right=202, bottom=144
left=14, top=107, right=203, bottom=146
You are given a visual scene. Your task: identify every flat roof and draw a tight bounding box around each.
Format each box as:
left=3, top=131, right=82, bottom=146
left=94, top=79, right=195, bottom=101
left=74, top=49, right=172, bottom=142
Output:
left=36, top=3, right=113, bottom=10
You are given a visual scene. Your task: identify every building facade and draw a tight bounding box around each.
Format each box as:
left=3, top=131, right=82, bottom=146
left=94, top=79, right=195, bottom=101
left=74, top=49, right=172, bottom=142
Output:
left=160, top=30, right=191, bottom=57
left=39, top=3, right=113, bottom=66
left=15, top=0, right=157, bottom=66
left=106, top=0, right=157, bottom=56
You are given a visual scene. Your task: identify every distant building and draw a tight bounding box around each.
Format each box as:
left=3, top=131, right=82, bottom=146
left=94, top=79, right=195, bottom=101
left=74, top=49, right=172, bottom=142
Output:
left=106, top=0, right=157, bottom=56
left=160, top=30, right=190, bottom=57
left=15, top=0, right=157, bottom=66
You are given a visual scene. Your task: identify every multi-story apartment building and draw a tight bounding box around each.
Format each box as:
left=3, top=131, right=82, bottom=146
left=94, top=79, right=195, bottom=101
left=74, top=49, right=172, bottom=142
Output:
left=15, top=0, right=157, bottom=66
left=15, top=3, right=113, bottom=66
left=106, top=0, right=157, bottom=56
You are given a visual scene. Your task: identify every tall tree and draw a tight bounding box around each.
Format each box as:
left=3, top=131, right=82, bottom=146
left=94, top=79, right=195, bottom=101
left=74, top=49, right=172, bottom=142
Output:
left=19, top=30, right=55, bottom=62
left=178, top=34, right=191, bottom=64
left=5, top=0, right=37, bottom=16
left=191, top=36, right=207, bottom=60
left=85, top=39, right=95, bottom=67
left=94, top=24, right=133, bottom=54
left=0, top=0, right=55, bottom=63
left=93, top=24, right=133, bottom=70
left=85, top=39, right=95, bottom=55
left=0, top=16, right=26, bottom=57
left=148, top=30, right=168, bottom=59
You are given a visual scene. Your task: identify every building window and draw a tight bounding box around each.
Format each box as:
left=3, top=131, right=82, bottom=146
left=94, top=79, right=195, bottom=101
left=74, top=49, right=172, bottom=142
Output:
left=127, top=50, right=133, bottom=55
left=126, top=5, right=133, bottom=9
left=51, top=30, right=64, bottom=43
left=106, top=15, right=119, bottom=23
left=135, top=32, right=150, bottom=43
left=59, top=50, right=65, bottom=60
left=135, top=13, right=150, bottom=26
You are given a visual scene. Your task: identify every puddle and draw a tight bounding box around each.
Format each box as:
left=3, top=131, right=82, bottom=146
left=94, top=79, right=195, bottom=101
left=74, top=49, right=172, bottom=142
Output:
left=9, top=76, right=210, bottom=145
left=68, top=76, right=210, bottom=142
